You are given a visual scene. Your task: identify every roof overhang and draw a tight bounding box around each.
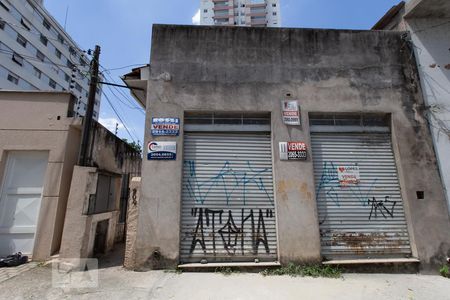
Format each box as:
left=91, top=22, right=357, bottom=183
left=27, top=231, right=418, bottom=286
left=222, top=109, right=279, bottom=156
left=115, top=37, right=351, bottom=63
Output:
left=121, top=65, right=150, bottom=109
left=405, top=0, right=450, bottom=18
left=372, top=1, right=405, bottom=30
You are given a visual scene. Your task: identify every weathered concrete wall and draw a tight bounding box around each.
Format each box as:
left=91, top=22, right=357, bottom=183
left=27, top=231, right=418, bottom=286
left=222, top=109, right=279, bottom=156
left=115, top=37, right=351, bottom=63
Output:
left=0, top=91, right=79, bottom=260
left=124, top=177, right=141, bottom=269
left=406, top=18, right=450, bottom=226
left=132, top=25, right=450, bottom=270
left=60, top=166, right=119, bottom=258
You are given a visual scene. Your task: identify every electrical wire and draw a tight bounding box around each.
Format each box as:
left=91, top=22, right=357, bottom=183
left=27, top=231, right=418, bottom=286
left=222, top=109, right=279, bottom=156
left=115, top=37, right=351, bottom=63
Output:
left=102, top=90, right=141, bottom=143
left=102, top=64, right=148, bottom=72
left=0, top=18, right=89, bottom=62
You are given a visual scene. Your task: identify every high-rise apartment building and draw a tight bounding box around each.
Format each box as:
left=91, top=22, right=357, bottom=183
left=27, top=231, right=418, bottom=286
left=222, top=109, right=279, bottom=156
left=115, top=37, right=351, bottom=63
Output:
left=0, top=0, right=101, bottom=119
left=200, top=0, right=281, bottom=27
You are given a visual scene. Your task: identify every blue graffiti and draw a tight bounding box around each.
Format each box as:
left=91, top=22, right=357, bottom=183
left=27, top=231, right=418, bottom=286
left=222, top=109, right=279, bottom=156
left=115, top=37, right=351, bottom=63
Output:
left=185, top=160, right=273, bottom=206
left=316, top=161, right=378, bottom=207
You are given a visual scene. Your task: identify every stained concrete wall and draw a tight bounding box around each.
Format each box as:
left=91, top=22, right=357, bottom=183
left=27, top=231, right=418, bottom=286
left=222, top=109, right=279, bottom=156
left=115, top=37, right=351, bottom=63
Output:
left=0, top=91, right=80, bottom=260
left=60, top=166, right=119, bottom=259
left=131, top=25, right=450, bottom=270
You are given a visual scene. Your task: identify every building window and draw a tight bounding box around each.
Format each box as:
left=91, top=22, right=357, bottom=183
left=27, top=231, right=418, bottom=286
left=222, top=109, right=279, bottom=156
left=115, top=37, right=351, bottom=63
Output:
left=203, top=9, right=208, bottom=13
left=75, top=83, right=82, bottom=92
left=272, top=3, right=276, bottom=7
left=273, top=12, right=277, bottom=15
left=12, top=53, right=23, bottom=66
left=16, top=34, right=27, bottom=47
left=20, top=18, right=31, bottom=31
left=69, top=46, right=76, bottom=56
left=34, top=67, right=42, bottom=79
left=55, top=48, right=62, bottom=59
left=7, top=73, right=18, bottom=85
left=57, top=33, right=64, bottom=44
left=67, top=60, right=75, bottom=69
left=49, top=78, right=56, bottom=89
left=36, top=50, right=45, bottom=61
left=0, top=20, right=5, bottom=30
left=64, top=73, right=70, bottom=82
left=40, top=34, right=48, bottom=46
left=0, top=1, right=9, bottom=11
left=42, top=19, right=51, bottom=30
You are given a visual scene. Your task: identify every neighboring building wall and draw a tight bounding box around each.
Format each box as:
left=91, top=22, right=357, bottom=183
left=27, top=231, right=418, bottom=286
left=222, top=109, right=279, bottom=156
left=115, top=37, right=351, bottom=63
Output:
left=60, top=121, right=142, bottom=259
left=0, top=91, right=80, bottom=260
left=0, top=0, right=102, bottom=119
left=200, top=0, right=281, bottom=27
left=373, top=0, right=450, bottom=219
left=128, top=25, right=450, bottom=271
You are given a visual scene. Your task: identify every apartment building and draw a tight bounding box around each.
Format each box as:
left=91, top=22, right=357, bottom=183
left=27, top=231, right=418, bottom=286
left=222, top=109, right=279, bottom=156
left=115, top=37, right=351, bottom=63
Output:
left=200, top=0, right=281, bottom=27
left=0, top=0, right=101, bottom=119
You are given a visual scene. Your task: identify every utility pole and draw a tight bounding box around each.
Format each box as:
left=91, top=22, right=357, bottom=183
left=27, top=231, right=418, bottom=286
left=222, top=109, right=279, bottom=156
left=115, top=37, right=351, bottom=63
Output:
left=78, top=45, right=101, bottom=166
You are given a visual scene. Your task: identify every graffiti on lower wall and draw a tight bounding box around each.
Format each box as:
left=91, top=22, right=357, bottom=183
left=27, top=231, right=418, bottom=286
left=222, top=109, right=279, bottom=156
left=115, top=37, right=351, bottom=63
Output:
left=189, top=208, right=274, bottom=255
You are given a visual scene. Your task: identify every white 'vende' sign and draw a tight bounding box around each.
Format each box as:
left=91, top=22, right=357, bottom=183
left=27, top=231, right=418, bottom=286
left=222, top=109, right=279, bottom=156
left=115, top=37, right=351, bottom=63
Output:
left=281, top=100, right=301, bottom=125
left=337, top=166, right=360, bottom=186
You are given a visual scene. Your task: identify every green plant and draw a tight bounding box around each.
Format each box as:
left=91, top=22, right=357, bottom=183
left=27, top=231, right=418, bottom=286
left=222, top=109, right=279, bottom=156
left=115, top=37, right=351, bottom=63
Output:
left=215, top=266, right=240, bottom=276
left=439, top=265, right=449, bottom=278
left=261, top=263, right=341, bottom=278
left=164, top=268, right=183, bottom=274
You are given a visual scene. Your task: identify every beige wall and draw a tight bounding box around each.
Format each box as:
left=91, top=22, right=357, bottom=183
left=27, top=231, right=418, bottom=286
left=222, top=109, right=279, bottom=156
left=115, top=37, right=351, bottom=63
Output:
left=0, top=91, right=80, bottom=260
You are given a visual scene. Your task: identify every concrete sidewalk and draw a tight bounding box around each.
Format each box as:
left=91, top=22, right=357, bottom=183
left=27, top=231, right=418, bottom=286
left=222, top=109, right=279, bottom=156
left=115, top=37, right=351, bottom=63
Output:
left=0, top=263, right=449, bottom=300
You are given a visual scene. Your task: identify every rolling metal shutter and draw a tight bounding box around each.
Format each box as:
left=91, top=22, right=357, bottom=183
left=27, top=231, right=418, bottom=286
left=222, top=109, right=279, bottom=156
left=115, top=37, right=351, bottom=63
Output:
left=180, top=133, right=277, bottom=263
left=311, top=133, right=412, bottom=260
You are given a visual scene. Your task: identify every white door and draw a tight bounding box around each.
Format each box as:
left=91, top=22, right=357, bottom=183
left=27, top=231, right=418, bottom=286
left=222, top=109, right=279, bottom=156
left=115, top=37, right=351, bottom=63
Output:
left=0, top=151, right=48, bottom=256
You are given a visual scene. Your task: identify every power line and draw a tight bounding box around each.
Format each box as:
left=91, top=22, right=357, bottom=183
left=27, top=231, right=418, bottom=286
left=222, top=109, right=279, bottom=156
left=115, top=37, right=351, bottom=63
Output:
left=102, top=91, right=140, bottom=143
left=102, top=64, right=148, bottom=72
left=0, top=18, right=90, bottom=61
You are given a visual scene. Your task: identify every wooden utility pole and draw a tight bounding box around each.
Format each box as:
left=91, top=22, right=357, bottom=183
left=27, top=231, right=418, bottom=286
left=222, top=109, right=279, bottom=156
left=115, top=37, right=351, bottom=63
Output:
left=78, top=45, right=101, bottom=166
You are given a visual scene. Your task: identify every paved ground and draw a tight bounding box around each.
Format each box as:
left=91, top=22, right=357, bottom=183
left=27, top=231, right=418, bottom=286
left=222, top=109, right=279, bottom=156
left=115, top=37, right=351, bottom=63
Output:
left=0, top=263, right=450, bottom=300
left=0, top=262, right=38, bottom=284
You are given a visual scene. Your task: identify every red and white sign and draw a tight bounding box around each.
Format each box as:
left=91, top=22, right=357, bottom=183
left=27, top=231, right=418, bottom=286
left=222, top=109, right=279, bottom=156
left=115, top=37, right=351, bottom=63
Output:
left=281, top=100, right=301, bottom=125
left=279, top=142, right=307, bottom=161
left=337, top=166, right=360, bottom=186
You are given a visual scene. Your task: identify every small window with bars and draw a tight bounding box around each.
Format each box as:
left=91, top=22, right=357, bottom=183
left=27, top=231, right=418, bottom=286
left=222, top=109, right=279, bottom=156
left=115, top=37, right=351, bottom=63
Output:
left=49, top=78, right=57, bottom=89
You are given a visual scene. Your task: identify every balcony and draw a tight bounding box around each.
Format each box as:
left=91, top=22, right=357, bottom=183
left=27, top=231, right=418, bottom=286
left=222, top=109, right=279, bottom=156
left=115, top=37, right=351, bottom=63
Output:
left=248, top=11, right=266, bottom=17
left=250, top=18, right=267, bottom=25
left=213, top=5, right=233, bottom=11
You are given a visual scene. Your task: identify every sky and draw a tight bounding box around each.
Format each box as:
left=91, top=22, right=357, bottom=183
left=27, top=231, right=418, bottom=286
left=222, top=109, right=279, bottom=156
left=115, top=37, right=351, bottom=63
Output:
left=44, top=0, right=402, bottom=146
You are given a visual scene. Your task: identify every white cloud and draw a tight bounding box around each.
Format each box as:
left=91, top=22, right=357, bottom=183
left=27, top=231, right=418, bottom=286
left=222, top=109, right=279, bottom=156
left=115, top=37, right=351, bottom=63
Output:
left=99, top=117, right=124, bottom=134
left=192, top=9, right=201, bottom=25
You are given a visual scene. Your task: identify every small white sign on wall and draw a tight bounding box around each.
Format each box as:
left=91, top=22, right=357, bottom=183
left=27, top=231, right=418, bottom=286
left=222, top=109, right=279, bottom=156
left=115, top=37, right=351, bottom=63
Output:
left=337, top=166, right=360, bottom=186
left=281, top=100, right=301, bottom=125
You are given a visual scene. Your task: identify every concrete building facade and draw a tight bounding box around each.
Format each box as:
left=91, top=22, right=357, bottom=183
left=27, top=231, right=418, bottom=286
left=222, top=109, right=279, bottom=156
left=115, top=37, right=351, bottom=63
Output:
left=200, top=0, right=281, bottom=27
left=373, top=0, right=450, bottom=218
left=0, top=91, right=140, bottom=260
left=123, top=25, right=450, bottom=272
left=0, top=0, right=102, bottom=119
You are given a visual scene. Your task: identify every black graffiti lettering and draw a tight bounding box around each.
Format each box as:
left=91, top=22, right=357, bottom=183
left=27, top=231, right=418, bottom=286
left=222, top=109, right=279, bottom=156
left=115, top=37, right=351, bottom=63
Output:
left=368, top=196, right=397, bottom=220
left=255, top=209, right=270, bottom=254
left=189, top=208, right=273, bottom=256
left=241, top=209, right=255, bottom=255
left=190, top=208, right=206, bottom=254
left=205, top=209, right=223, bottom=255
left=218, top=211, right=240, bottom=254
